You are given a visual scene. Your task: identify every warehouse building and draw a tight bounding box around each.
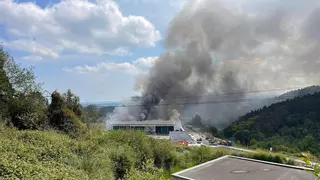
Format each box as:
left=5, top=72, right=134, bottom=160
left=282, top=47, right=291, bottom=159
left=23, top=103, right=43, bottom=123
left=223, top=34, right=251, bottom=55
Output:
left=105, top=119, right=183, bottom=135
left=172, top=155, right=316, bottom=180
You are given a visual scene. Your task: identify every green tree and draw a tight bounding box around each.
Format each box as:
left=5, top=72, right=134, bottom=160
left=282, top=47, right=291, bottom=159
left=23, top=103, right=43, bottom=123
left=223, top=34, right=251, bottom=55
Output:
left=63, top=89, right=82, bottom=117
left=249, top=138, right=257, bottom=146
left=48, top=91, right=86, bottom=136
left=3, top=50, right=41, bottom=95
left=9, top=91, right=48, bottom=130
left=0, top=47, right=13, bottom=122
left=0, top=46, right=47, bottom=129
left=224, top=91, right=320, bottom=154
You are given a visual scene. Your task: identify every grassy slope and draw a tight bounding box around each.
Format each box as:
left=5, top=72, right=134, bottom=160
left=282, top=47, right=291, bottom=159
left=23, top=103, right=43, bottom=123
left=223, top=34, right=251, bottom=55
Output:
left=0, top=123, right=301, bottom=180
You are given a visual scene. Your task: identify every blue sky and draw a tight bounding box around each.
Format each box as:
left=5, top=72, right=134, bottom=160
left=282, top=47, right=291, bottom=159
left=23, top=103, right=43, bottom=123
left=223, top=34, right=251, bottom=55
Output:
left=0, top=0, right=186, bottom=102
left=1, top=0, right=318, bottom=103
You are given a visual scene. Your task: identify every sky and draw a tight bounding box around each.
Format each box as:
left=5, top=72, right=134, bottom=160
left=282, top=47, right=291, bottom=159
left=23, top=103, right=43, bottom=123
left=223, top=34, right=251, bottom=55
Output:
left=1, top=0, right=319, bottom=103
left=0, top=0, right=188, bottom=102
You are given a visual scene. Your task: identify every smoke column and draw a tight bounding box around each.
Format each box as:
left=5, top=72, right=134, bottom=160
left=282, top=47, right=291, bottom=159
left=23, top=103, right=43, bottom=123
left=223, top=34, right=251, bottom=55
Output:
left=110, top=0, right=320, bottom=126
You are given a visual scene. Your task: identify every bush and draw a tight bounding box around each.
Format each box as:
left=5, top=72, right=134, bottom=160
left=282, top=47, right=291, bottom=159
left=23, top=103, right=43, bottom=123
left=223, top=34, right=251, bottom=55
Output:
left=61, top=108, right=87, bottom=137
left=0, top=127, right=88, bottom=179
left=232, top=150, right=295, bottom=165
left=0, top=125, right=299, bottom=180
left=125, top=159, right=167, bottom=180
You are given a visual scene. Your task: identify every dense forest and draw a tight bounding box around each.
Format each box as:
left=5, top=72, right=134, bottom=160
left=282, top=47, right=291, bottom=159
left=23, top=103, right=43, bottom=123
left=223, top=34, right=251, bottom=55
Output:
left=224, top=92, right=320, bottom=155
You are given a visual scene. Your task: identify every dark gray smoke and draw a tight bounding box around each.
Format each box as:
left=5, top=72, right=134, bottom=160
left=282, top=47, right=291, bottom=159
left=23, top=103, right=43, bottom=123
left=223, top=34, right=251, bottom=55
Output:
left=110, top=0, right=320, bottom=125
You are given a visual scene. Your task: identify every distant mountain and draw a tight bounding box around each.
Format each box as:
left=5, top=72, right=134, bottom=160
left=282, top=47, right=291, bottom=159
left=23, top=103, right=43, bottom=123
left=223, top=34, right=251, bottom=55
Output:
left=224, top=92, right=320, bottom=155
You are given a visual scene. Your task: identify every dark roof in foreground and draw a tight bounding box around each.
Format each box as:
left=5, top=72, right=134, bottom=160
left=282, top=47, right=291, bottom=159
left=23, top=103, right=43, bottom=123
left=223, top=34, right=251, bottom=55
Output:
left=172, top=155, right=316, bottom=180
left=169, top=131, right=195, bottom=144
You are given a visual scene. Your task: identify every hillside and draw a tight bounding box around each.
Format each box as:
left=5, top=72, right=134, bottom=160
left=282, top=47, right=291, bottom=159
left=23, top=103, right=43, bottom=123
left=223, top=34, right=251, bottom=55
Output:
left=224, top=92, right=320, bottom=155
left=276, top=85, right=320, bottom=100
left=1, top=123, right=302, bottom=179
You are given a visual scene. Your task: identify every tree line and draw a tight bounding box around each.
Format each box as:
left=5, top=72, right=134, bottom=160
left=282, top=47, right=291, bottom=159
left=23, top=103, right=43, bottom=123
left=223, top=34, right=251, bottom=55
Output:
left=224, top=92, right=320, bottom=155
left=0, top=46, right=108, bottom=137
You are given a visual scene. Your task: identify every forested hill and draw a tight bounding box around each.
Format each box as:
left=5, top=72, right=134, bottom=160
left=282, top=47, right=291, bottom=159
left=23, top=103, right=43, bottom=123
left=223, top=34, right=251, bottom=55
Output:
left=276, top=85, right=320, bottom=100
left=224, top=92, right=320, bottom=155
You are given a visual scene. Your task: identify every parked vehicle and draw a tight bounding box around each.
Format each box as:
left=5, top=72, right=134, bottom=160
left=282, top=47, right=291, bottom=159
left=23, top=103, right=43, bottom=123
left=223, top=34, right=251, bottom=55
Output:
left=218, top=140, right=232, bottom=146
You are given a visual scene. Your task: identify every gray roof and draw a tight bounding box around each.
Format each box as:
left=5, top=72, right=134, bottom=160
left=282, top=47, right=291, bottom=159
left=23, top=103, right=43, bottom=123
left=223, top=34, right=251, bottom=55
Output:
left=172, top=155, right=316, bottom=180
left=110, top=120, right=176, bottom=126
left=169, top=131, right=194, bottom=144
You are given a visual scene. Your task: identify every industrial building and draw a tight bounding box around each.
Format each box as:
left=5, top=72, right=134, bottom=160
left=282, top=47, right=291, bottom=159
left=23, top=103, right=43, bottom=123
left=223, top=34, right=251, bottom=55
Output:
left=172, top=155, right=316, bottom=180
left=105, top=119, right=183, bottom=135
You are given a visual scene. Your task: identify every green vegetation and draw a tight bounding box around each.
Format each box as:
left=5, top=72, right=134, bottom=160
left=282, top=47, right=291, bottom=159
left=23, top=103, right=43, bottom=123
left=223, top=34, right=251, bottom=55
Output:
left=300, top=152, right=320, bottom=179
left=1, top=123, right=300, bottom=180
left=224, top=92, right=320, bottom=155
left=0, top=46, right=317, bottom=179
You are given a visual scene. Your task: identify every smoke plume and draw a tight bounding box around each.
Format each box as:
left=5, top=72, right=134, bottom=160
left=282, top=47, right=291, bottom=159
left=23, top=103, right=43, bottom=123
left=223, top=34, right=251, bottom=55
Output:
left=109, top=0, right=320, bottom=126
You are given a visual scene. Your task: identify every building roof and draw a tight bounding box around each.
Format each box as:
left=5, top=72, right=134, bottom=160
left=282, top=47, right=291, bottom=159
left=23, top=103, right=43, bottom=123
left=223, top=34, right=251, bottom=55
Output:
left=169, top=131, right=194, bottom=144
left=109, top=120, right=177, bottom=126
left=172, top=155, right=316, bottom=180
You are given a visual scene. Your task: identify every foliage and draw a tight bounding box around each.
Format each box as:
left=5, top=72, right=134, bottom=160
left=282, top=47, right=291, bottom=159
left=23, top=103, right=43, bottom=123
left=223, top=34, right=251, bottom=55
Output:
left=224, top=92, right=320, bottom=155
left=125, top=159, right=166, bottom=180
left=0, top=122, right=303, bottom=180
left=300, top=152, right=320, bottom=179
left=0, top=126, right=88, bottom=179
left=48, top=91, right=87, bottom=137
left=9, top=91, right=48, bottom=130
left=233, top=150, right=294, bottom=165
left=3, top=49, right=41, bottom=94
left=0, top=46, right=48, bottom=130
left=0, top=47, right=13, bottom=122
left=63, top=89, right=82, bottom=117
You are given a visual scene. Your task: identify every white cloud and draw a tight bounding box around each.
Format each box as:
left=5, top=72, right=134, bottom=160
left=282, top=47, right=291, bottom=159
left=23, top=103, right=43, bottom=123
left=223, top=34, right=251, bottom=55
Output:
left=21, top=55, right=43, bottom=61
left=133, top=56, right=158, bottom=68
left=63, top=56, right=158, bottom=74
left=0, top=0, right=161, bottom=59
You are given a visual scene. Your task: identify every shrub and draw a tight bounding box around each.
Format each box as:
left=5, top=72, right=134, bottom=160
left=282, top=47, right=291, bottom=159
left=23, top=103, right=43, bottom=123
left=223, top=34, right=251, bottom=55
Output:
left=125, top=159, right=167, bottom=180
left=0, top=127, right=89, bottom=179
left=61, top=108, right=87, bottom=137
